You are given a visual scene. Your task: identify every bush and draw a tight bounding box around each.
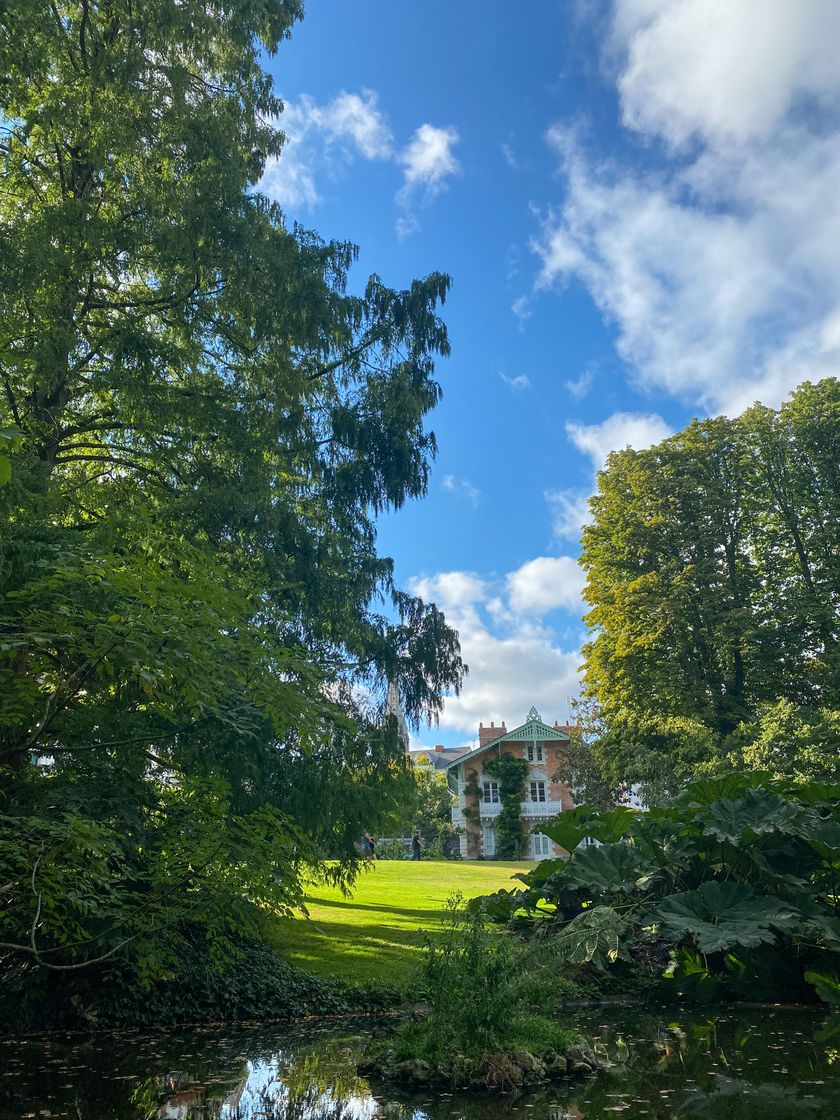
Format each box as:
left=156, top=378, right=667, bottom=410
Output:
left=484, top=772, right=840, bottom=1006
left=1, top=926, right=401, bottom=1031
left=391, top=895, right=577, bottom=1062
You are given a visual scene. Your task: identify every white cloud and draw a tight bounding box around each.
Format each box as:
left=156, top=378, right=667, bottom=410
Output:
left=545, top=488, right=592, bottom=543
left=566, top=411, right=672, bottom=471
left=442, top=473, right=482, bottom=506
left=614, top=0, right=840, bottom=148
left=545, top=411, right=671, bottom=543
left=398, top=123, right=460, bottom=199
left=564, top=368, right=594, bottom=400
left=499, top=372, right=531, bottom=391
left=261, top=89, right=393, bottom=210
left=501, top=141, right=518, bottom=169
left=395, top=123, right=460, bottom=236
left=511, top=295, right=532, bottom=325
left=408, top=570, right=580, bottom=736
left=530, top=3, right=840, bottom=415
left=506, top=557, right=586, bottom=615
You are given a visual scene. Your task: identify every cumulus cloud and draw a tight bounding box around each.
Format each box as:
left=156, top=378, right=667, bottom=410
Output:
left=566, top=411, right=672, bottom=471
left=499, top=372, right=531, bottom=391
left=613, top=0, right=840, bottom=148
left=547, top=411, right=672, bottom=542
left=530, top=2, right=840, bottom=415
left=261, top=89, right=393, bottom=210
left=506, top=556, right=586, bottom=615
left=442, top=473, right=482, bottom=506
left=395, top=124, right=460, bottom=237
left=398, top=123, right=460, bottom=200
left=545, top=488, right=593, bottom=543
left=409, top=570, right=581, bottom=735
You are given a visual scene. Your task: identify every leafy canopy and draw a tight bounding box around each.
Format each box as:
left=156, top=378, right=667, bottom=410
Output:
left=0, top=0, right=464, bottom=998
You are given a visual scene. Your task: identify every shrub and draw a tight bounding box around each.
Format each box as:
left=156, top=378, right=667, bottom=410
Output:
left=391, top=895, right=577, bottom=1061
left=484, top=772, right=840, bottom=1005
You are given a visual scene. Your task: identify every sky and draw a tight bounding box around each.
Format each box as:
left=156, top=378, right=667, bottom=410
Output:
left=260, top=0, right=840, bottom=749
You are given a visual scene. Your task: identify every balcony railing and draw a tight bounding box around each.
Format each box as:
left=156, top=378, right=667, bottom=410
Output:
left=478, top=800, right=561, bottom=819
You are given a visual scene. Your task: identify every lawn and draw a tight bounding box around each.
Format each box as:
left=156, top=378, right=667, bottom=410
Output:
left=269, top=860, right=532, bottom=983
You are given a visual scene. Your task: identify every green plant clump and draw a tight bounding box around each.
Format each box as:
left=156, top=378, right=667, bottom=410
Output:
left=391, top=896, right=578, bottom=1063
left=477, top=772, right=840, bottom=1006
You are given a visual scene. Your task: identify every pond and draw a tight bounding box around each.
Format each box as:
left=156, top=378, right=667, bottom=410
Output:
left=1, top=1007, right=837, bottom=1120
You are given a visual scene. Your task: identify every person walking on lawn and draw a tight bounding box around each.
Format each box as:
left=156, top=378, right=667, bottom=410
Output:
left=412, top=831, right=422, bottom=860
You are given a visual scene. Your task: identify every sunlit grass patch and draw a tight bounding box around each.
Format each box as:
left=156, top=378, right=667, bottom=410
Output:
left=268, top=859, right=531, bottom=983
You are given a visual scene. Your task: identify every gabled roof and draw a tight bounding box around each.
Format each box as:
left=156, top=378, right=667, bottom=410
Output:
left=444, top=707, right=571, bottom=771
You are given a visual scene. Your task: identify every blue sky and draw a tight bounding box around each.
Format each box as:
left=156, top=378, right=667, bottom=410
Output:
left=261, top=1, right=840, bottom=747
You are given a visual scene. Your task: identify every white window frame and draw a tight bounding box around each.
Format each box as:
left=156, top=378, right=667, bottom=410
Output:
left=483, top=824, right=497, bottom=857
left=529, top=779, right=546, bottom=802
left=526, top=743, right=544, bottom=763
left=482, top=780, right=500, bottom=803
left=533, top=833, right=551, bottom=857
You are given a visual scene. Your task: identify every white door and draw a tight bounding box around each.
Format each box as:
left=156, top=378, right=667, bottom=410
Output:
left=483, top=824, right=496, bottom=857
left=532, top=832, right=551, bottom=858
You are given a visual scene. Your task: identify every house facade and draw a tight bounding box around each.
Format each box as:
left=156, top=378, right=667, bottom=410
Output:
left=446, top=707, right=575, bottom=860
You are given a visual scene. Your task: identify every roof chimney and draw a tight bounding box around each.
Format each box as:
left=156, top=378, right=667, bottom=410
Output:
left=434, top=744, right=445, bottom=752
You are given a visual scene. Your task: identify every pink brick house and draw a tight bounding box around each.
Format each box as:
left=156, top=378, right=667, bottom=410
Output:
left=445, top=707, right=575, bottom=859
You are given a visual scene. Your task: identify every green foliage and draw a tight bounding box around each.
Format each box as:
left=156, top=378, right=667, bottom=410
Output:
left=1, top=926, right=398, bottom=1030
left=392, top=896, right=575, bottom=1062
left=484, top=754, right=530, bottom=859
left=0, top=0, right=465, bottom=1001
left=650, top=882, right=798, bottom=954
left=580, top=381, right=840, bottom=786
left=551, top=905, right=631, bottom=968
left=487, top=774, right=840, bottom=1005
left=396, top=767, right=456, bottom=852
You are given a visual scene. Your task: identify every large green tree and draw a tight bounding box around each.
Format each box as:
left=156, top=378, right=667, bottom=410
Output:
left=581, top=379, right=840, bottom=790
left=0, top=0, right=464, bottom=985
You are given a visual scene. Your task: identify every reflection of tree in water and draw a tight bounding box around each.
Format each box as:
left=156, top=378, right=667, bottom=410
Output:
left=3, top=1012, right=840, bottom=1120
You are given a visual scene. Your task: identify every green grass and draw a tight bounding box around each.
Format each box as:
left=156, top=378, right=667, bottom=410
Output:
left=268, top=860, right=532, bottom=983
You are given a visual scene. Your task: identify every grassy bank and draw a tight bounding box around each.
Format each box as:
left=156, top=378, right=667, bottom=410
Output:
left=269, top=860, right=531, bottom=983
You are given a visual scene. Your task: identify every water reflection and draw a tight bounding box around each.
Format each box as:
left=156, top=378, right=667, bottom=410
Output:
left=0, top=1010, right=837, bottom=1120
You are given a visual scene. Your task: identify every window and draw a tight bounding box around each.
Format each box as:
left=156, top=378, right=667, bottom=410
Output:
left=529, top=780, right=546, bottom=802
left=533, top=833, right=551, bottom=857
left=482, top=780, right=500, bottom=803
left=526, top=743, right=544, bottom=763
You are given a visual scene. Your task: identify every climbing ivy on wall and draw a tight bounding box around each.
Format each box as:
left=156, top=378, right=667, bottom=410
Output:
left=484, top=754, right=530, bottom=858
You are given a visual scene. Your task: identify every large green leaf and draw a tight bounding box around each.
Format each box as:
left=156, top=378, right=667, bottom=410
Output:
left=540, top=804, right=640, bottom=853
left=553, top=905, right=631, bottom=966
left=702, top=790, right=810, bottom=845
left=562, top=841, right=648, bottom=894
left=649, top=881, right=800, bottom=953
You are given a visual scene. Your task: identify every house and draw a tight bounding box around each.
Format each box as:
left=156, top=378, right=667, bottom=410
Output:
left=410, top=744, right=471, bottom=771
left=445, top=707, right=576, bottom=860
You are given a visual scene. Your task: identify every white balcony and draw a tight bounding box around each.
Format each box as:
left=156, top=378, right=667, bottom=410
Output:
left=479, top=800, right=503, bottom=818
left=479, top=800, right=561, bottom=819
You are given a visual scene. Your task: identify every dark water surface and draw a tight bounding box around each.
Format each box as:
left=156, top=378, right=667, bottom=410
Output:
left=1, top=1008, right=837, bottom=1120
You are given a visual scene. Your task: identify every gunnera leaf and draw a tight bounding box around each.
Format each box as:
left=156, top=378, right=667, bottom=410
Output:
left=648, top=880, right=800, bottom=953
left=703, top=790, right=811, bottom=845
left=552, top=905, right=631, bottom=967
left=562, top=841, right=649, bottom=894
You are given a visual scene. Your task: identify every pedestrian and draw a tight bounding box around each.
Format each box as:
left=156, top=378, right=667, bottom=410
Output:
left=368, top=835, right=377, bottom=860
left=412, top=831, right=422, bottom=860
left=361, top=834, right=372, bottom=857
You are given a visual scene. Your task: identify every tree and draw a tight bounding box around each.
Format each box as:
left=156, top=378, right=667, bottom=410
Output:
left=403, top=767, right=456, bottom=852
left=0, top=0, right=464, bottom=988
left=581, top=380, right=840, bottom=787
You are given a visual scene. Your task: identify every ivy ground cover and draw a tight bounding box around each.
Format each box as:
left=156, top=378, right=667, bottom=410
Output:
left=269, top=860, right=531, bottom=982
